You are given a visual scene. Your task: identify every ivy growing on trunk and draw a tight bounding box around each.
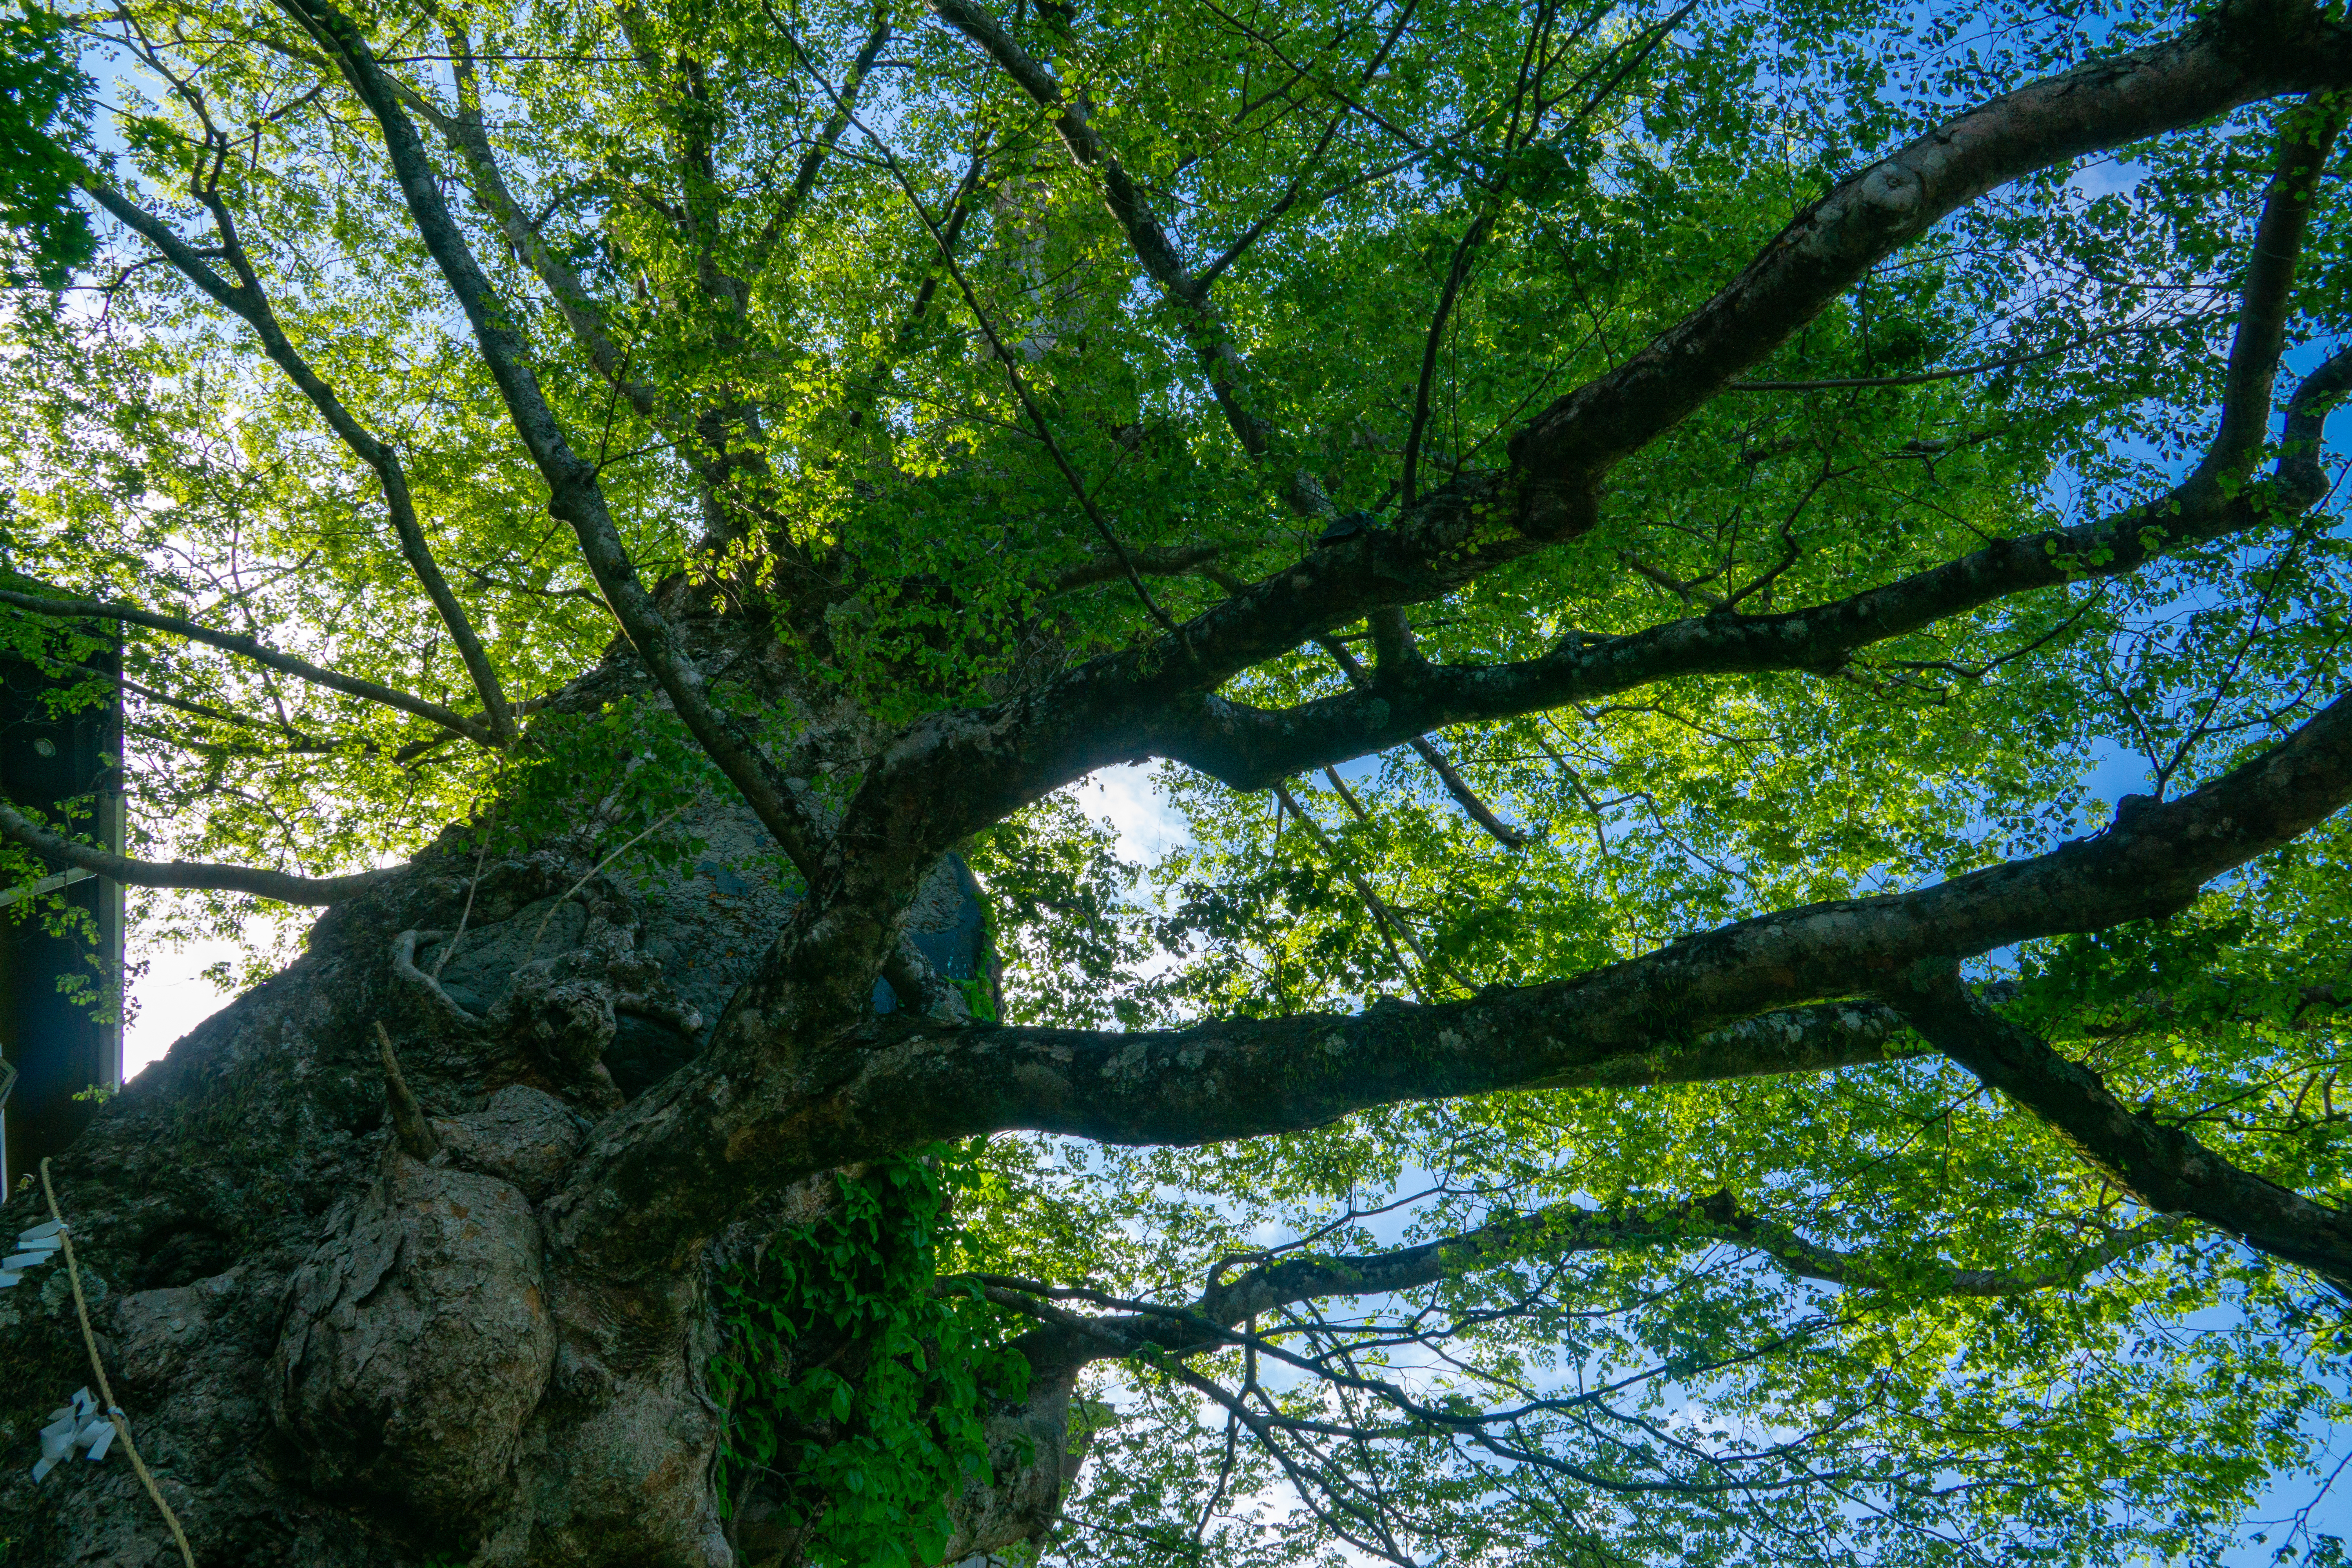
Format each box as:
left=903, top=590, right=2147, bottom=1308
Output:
left=711, top=1149, right=1028, bottom=1567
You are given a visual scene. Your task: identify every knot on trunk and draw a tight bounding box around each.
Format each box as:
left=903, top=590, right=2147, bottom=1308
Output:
left=269, top=1155, right=555, bottom=1532
left=494, top=965, right=620, bottom=1075
left=392, top=892, right=707, bottom=1111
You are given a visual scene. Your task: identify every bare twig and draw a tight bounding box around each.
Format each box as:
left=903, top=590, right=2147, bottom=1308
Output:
left=374, top=1021, right=443, bottom=1159
left=432, top=829, right=493, bottom=978
left=521, top=804, right=690, bottom=966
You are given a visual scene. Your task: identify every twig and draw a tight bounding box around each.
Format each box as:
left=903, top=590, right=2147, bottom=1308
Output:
left=1316, top=637, right=1528, bottom=848
left=1272, top=780, right=1446, bottom=985
left=1725, top=321, right=2192, bottom=392
left=432, top=828, right=492, bottom=979
left=1402, top=203, right=1498, bottom=507
left=374, top=1021, right=442, bottom=1159
left=520, top=804, right=690, bottom=965
left=38, top=1159, right=198, bottom=1568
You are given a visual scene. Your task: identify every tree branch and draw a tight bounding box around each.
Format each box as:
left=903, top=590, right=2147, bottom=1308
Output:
left=1887, top=964, right=2352, bottom=1292
left=1503, top=0, right=2352, bottom=537
left=1401, top=203, right=1497, bottom=508
left=838, top=122, right=997, bottom=435
left=784, top=40, right=1184, bottom=638
left=991, top=1191, right=2181, bottom=1381
left=750, top=5, right=894, bottom=277
left=1271, top=779, right=1445, bottom=985
left=387, top=21, right=651, bottom=415
left=1713, top=1205, right=2179, bottom=1296
left=0, top=588, right=500, bottom=748
left=82, top=177, right=520, bottom=748
left=2201, top=93, right=2347, bottom=483
left=398, top=13, right=812, bottom=567
left=275, top=0, right=829, bottom=885
left=1143, top=323, right=2352, bottom=791
left=1317, top=634, right=1528, bottom=848
left=927, top=0, right=1301, bottom=492
left=848, top=60, right=2352, bottom=842
left=555, top=681, right=2352, bottom=1275
left=0, top=800, right=393, bottom=904
left=1192, top=0, right=1420, bottom=291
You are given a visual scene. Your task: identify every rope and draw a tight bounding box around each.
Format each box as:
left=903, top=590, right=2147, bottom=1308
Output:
left=38, top=1157, right=198, bottom=1568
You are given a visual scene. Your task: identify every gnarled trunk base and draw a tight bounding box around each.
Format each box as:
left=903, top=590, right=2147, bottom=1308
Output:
left=0, top=787, right=1066, bottom=1567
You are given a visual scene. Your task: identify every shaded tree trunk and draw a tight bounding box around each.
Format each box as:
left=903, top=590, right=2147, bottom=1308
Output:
left=0, top=631, right=1073, bottom=1568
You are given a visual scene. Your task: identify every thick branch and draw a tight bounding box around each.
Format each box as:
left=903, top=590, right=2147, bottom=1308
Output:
left=1503, top=0, right=2352, bottom=535
left=0, top=589, right=498, bottom=748
left=1044, top=537, right=1264, bottom=596
left=1888, top=965, right=2352, bottom=1290
left=277, top=0, right=829, bottom=886
left=544, top=681, right=2352, bottom=1274
left=0, top=800, right=392, bottom=904
left=855, top=113, right=2352, bottom=841
left=2203, top=95, right=2347, bottom=479
left=1147, top=330, right=2352, bottom=790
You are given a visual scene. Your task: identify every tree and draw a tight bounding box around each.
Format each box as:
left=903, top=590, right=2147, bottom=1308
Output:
left=2, top=0, right=2351, bottom=1562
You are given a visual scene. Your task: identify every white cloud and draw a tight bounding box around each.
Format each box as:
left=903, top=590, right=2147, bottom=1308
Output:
left=1080, top=761, right=1190, bottom=866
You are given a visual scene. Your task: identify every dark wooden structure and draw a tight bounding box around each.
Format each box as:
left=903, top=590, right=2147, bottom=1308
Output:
left=0, top=635, right=123, bottom=1193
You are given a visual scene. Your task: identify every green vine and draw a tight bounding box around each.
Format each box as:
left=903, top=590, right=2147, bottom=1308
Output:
left=711, top=1146, right=1028, bottom=1568
left=954, top=969, right=998, bottom=1024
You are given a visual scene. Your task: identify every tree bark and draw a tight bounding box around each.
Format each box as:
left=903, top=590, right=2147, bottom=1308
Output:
left=0, top=636, right=1043, bottom=1568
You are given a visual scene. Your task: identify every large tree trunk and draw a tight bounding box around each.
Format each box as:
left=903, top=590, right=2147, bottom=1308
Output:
left=0, top=637, right=1077, bottom=1568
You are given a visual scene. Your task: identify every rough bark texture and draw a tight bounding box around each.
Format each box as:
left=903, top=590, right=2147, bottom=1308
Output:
left=0, top=642, right=1040, bottom=1568
left=11, top=6, right=2352, bottom=1560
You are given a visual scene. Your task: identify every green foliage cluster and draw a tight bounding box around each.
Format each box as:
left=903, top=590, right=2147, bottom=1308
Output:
left=0, top=0, right=2345, bottom=1560
left=0, top=0, right=92, bottom=285
left=711, top=1147, right=1029, bottom=1568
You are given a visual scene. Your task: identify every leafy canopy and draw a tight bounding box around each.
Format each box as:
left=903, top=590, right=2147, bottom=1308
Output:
left=0, top=0, right=94, bottom=284
left=0, top=0, right=2348, bottom=1563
